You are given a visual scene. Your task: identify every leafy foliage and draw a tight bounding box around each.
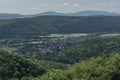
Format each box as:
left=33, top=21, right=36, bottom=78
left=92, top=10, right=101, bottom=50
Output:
left=37, top=54, right=120, bottom=80
left=0, top=50, right=46, bottom=80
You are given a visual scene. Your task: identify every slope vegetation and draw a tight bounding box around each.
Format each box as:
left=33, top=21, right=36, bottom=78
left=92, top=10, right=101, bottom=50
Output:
left=32, top=54, right=120, bottom=80
left=0, top=16, right=120, bottom=38
left=0, top=50, right=46, bottom=80
left=57, top=36, right=120, bottom=63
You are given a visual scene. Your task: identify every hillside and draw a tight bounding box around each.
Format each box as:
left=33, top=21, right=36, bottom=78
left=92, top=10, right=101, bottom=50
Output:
left=31, top=54, right=120, bottom=80
left=56, top=36, right=120, bottom=63
left=1, top=16, right=120, bottom=38
left=1, top=50, right=119, bottom=80
left=0, top=50, right=46, bottom=80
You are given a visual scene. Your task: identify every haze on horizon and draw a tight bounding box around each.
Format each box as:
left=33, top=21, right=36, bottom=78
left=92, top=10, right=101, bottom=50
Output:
left=0, top=0, right=119, bottom=15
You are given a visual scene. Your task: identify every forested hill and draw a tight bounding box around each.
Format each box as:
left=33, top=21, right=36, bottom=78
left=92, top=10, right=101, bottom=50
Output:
left=38, top=54, right=120, bottom=80
left=1, top=16, right=120, bottom=38
left=0, top=50, right=46, bottom=80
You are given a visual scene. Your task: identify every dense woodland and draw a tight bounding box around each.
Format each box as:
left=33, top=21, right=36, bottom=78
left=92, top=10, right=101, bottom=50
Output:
left=0, top=50, right=46, bottom=80
left=0, top=50, right=120, bottom=80
left=0, top=16, right=120, bottom=38
left=38, top=54, right=120, bottom=80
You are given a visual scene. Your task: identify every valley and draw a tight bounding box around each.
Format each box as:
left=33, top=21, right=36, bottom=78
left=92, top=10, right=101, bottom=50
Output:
left=0, top=33, right=120, bottom=62
left=0, top=33, right=90, bottom=57
left=0, top=0, right=120, bottom=79
left=0, top=14, right=120, bottom=80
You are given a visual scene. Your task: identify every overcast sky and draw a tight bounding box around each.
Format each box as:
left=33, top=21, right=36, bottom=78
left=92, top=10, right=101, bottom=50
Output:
left=0, top=0, right=119, bottom=14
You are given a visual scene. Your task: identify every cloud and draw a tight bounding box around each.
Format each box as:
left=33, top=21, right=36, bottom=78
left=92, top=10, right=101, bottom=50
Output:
left=96, top=3, right=106, bottom=6
left=80, top=6, right=99, bottom=11
left=62, top=3, right=70, bottom=6
left=62, top=3, right=79, bottom=7
left=28, top=8, right=41, bottom=11
left=96, top=2, right=115, bottom=6
left=43, top=3, right=48, bottom=7
left=108, top=2, right=115, bottom=5
left=72, top=4, right=79, bottom=7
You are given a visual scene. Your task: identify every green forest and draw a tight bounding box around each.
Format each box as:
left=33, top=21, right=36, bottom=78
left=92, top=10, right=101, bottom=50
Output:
left=0, top=16, right=120, bottom=38
left=0, top=50, right=120, bottom=80
left=0, top=35, right=120, bottom=80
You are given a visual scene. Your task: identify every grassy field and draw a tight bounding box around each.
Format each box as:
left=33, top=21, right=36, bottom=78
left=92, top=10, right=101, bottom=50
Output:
left=28, top=41, right=42, bottom=44
left=100, top=33, right=120, bottom=37
left=26, top=33, right=88, bottom=44
left=44, top=33, right=88, bottom=38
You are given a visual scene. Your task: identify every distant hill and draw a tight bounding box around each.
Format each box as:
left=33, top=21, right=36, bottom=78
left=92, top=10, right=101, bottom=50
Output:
left=0, top=11, right=120, bottom=19
left=0, top=13, right=25, bottom=19
left=1, top=16, right=120, bottom=38
left=68, top=11, right=120, bottom=16
left=33, top=11, right=65, bottom=16
left=32, top=11, right=120, bottom=16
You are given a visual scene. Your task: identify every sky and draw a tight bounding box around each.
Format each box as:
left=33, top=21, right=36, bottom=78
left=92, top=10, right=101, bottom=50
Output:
left=0, top=0, right=119, bottom=14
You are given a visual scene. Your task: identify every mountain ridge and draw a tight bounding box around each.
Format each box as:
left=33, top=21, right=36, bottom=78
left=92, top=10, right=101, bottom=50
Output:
left=0, top=11, right=120, bottom=19
left=0, top=13, right=25, bottom=19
